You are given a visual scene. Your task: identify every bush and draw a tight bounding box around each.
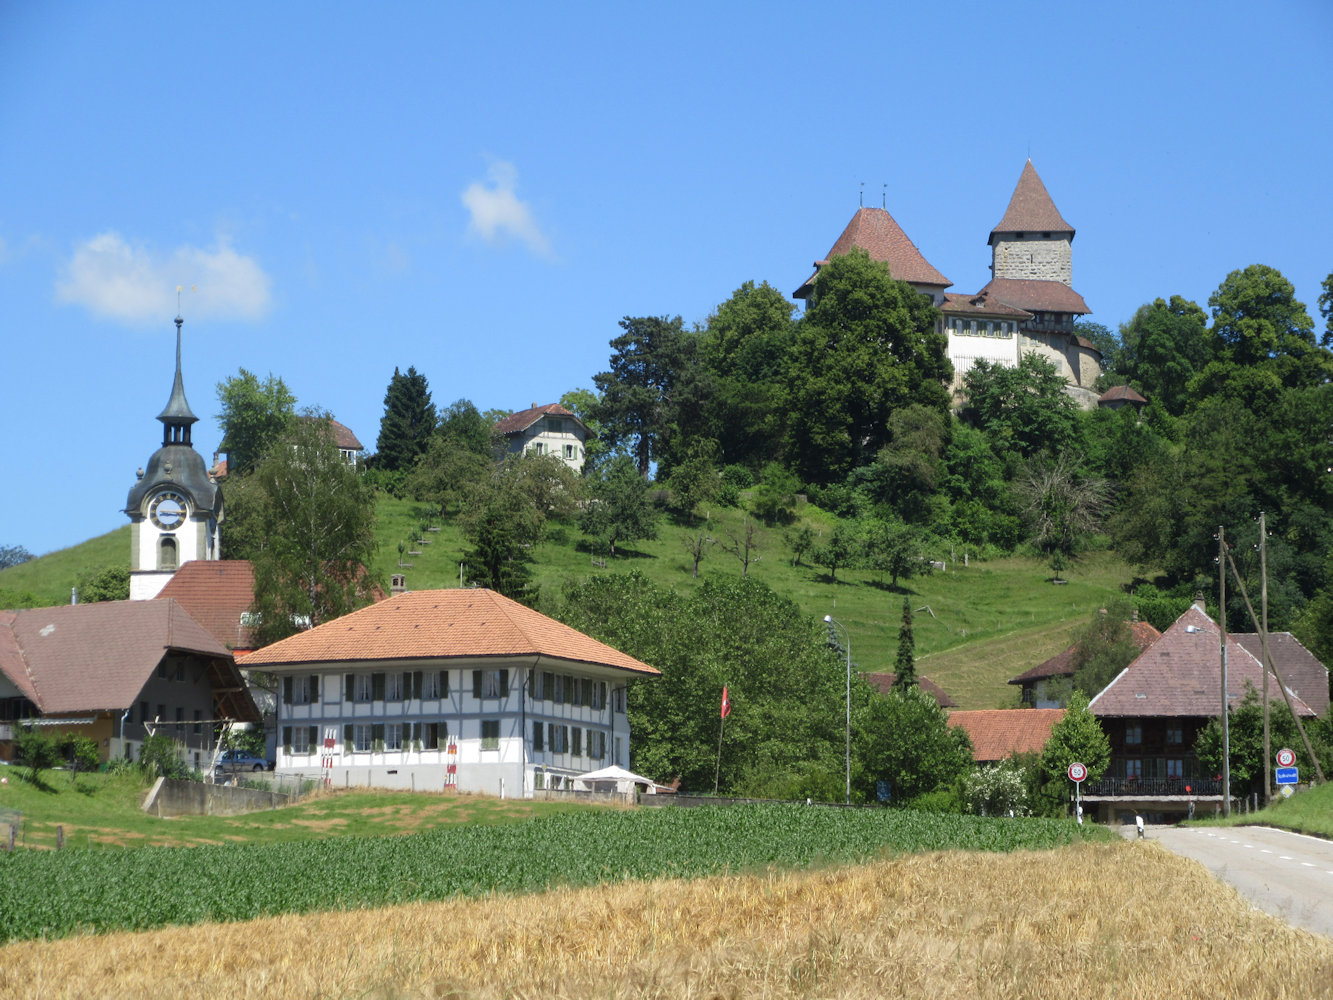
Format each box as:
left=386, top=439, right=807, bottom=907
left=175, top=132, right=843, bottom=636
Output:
left=58, top=734, right=100, bottom=775
left=14, top=726, right=60, bottom=781
left=139, top=734, right=191, bottom=779
left=964, top=761, right=1030, bottom=816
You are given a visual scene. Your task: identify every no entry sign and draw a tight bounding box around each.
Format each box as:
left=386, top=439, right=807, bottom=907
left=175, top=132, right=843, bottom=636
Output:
left=1068, top=762, right=1087, bottom=783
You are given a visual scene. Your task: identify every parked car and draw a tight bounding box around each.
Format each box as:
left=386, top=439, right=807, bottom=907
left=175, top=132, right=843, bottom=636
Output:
left=213, top=749, right=272, bottom=774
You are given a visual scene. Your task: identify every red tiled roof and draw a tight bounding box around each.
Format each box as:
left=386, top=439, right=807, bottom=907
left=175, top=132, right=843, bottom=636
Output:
left=0, top=599, right=256, bottom=720
left=1099, top=385, right=1147, bottom=405
left=242, top=588, right=660, bottom=676
left=947, top=709, right=1065, bottom=763
left=156, top=560, right=258, bottom=653
left=299, top=415, right=363, bottom=451
left=1090, top=605, right=1316, bottom=719
left=940, top=292, right=1032, bottom=319
left=795, top=207, right=951, bottom=297
left=494, top=404, right=585, bottom=437
left=862, top=672, right=957, bottom=709
left=979, top=278, right=1090, bottom=315
left=1233, top=633, right=1329, bottom=717
left=990, top=161, right=1074, bottom=236
left=1010, top=620, right=1160, bottom=685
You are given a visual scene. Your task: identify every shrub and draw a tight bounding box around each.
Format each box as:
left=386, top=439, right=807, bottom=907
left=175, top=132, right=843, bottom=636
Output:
left=964, top=761, right=1030, bottom=817
left=139, top=734, right=191, bottom=779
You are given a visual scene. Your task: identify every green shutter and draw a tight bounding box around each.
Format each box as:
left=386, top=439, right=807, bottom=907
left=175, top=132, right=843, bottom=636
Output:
left=344, top=724, right=353, bottom=745
left=412, top=671, right=423, bottom=700
left=345, top=674, right=355, bottom=702
left=282, top=725, right=292, bottom=746
left=440, top=670, right=449, bottom=697
left=499, top=669, right=509, bottom=698
left=372, top=672, right=385, bottom=701
left=472, top=670, right=482, bottom=698
left=308, top=726, right=318, bottom=751
left=372, top=723, right=384, bottom=743
left=282, top=676, right=293, bottom=704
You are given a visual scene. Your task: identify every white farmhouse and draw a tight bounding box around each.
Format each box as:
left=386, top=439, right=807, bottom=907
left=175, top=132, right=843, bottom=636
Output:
left=241, top=588, right=659, bottom=796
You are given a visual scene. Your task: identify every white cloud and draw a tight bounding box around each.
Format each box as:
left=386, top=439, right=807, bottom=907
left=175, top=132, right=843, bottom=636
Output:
left=460, top=160, right=553, bottom=258
left=56, top=232, right=272, bottom=325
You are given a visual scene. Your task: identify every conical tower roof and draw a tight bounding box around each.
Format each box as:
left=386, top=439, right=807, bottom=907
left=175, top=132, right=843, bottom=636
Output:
left=989, top=160, right=1073, bottom=240
left=795, top=206, right=951, bottom=298
left=156, top=315, right=199, bottom=428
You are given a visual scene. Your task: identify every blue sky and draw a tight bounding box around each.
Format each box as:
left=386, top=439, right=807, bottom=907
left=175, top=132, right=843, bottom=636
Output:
left=2, top=2, right=1330, bottom=559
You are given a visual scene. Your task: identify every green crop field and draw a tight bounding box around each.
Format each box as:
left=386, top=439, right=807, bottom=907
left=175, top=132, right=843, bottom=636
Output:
left=1, top=495, right=1142, bottom=708
left=0, top=799, right=1111, bottom=942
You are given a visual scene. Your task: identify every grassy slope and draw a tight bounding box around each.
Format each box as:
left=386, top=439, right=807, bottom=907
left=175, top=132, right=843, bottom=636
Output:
left=3, top=496, right=1139, bottom=709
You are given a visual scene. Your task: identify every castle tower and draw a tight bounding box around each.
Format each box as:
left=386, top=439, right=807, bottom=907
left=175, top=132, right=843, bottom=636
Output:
left=125, top=316, right=223, bottom=600
left=794, top=206, right=952, bottom=304
left=987, top=159, right=1075, bottom=286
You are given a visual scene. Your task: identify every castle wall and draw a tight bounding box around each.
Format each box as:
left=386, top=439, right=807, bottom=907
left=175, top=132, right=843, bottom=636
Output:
left=991, top=234, right=1072, bottom=285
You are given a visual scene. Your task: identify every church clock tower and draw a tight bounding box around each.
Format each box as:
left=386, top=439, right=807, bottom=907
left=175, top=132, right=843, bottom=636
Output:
left=125, top=315, right=223, bottom=600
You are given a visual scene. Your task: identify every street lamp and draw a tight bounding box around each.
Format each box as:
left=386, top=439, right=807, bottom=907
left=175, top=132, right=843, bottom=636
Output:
left=824, top=614, right=851, bottom=805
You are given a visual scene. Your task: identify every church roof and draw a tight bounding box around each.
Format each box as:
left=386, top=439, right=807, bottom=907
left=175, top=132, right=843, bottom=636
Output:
left=989, top=160, right=1074, bottom=238
left=795, top=207, right=951, bottom=298
left=156, top=317, right=199, bottom=427
left=156, top=560, right=258, bottom=653
left=979, top=277, right=1090, bottom=315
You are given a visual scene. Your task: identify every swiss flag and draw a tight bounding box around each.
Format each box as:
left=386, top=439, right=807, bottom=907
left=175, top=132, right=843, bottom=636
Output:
left=720, top=686, right=731, bottom=719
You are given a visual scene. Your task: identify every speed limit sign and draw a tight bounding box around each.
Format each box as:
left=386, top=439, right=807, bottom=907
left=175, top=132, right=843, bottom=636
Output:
left=1276, top=747, right=1296, bottom=768
left=1068, top=762, right=1087, bottom=783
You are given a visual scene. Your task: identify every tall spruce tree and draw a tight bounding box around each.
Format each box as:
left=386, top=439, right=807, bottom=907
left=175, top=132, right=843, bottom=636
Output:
left=893, top=597, right=917, bottom=691
left=375, top=366, right=437, bottom=471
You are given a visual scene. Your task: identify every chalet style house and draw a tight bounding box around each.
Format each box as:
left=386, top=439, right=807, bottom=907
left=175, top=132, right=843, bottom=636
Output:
left=1083, top=601, right=1323, bottom=824
left=796, top=160, right=1102, bottom=406
left=0, top=600, right=259, bottom=767
left=495, top=403, right=589, bottom=473
left=242, top=588, right=659, bottom=796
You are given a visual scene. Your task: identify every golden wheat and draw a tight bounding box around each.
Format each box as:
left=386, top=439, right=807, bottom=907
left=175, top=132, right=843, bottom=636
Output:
left=2, top=842, right=1329, bottom=999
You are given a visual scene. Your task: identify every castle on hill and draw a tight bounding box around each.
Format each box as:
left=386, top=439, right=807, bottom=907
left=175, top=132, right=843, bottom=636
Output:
left=796, top=160, right=1101, bottom=408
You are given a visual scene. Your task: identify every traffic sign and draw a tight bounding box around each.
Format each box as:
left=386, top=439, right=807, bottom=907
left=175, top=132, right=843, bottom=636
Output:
left=1280, top=785, right=1294, bottom=799
left=1068, top=762, right=1087, bottom=783
left=1276, top=748, right=1296, bottom=768
left=1275, top=767, right=1299, bottom=785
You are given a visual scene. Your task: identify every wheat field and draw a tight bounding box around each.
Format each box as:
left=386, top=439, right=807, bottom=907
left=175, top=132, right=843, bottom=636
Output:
left=3, top=841, right=1330, bottom=999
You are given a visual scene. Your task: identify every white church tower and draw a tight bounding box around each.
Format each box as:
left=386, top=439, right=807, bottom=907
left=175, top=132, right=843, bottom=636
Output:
left=125, top=315, right=223, bottom=600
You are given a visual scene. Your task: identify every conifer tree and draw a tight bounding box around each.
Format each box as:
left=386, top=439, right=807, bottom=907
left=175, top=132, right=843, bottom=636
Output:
left=375, top=366, right=436, bottom=471
left=893, top=596, right=917, bottom=692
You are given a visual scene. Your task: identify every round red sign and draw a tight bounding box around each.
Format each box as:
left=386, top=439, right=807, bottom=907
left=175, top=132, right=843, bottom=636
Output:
left=1276, top=748, right=1296, bottom=768
left=1068, top=762, right=1087, bottom=783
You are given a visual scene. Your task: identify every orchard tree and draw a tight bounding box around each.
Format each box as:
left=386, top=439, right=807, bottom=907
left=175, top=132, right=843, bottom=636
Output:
left=248, top=413, right=380, bottom=645
left=215, top=369, right=296, bottom=476
left=376, top=366, right=436, bottom=471
left=1015, top=452, right=1107, bottom=582
left=580, top=455, right=658, bottom=556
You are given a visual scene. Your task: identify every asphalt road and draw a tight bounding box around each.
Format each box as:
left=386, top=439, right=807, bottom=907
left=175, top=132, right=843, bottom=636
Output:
left=1136, top=824, right=1333, bottom=938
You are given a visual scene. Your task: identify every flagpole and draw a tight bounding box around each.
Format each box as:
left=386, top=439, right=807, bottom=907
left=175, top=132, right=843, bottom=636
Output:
left=715, top=685, right=729, bottom=795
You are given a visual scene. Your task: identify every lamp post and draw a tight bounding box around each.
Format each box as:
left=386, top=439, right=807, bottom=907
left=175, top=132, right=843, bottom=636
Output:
left=824, top=614, right=851, bottom=805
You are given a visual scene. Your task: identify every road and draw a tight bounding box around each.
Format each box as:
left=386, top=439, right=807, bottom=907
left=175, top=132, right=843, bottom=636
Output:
left=1137, top=824, right=1333, bottom=937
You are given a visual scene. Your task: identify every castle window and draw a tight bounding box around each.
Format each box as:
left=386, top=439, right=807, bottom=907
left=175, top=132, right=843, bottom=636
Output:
left=159, top=537, right=177, bottom=571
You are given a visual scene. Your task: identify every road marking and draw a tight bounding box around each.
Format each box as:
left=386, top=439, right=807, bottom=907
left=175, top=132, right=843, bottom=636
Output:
left=1302, top=862, right=1316, bottom=868
left=1243, top=844, right=1254, bottom=849
left=1280, top=856, right=1294, bottom=861
left=1261, top=849, right=1273, bottom=854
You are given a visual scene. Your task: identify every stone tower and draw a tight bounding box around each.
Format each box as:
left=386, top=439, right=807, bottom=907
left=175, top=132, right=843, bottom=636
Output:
left=987, top=159, right=1075, bottom=287
left=125, top=316, right=223, bottom=600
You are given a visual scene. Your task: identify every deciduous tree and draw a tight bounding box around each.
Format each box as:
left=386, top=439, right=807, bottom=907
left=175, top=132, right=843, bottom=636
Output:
left=215, top=369, right=296, bottom=476
left=1115, top=296, right=1212, bottom=416
left=961, top=353, right=1079, bottom=462
left=1040, top=690, right=1110, bottom=783
left=579, top=455, right=658, bottom=556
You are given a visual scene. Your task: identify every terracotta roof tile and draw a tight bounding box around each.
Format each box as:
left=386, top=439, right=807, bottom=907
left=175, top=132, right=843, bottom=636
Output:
left=795, top=207, right=951, bottom=297
left=1010, top=621, right=1160, bottom=685
left=494, top=404, right=585, bottom=437
left=979, top=278, right=1090, bottom=314
left=990, top=160, right=1074, bottom=236
left=947, top=709, right=1065, bottom=762
left=156, top=560, right=258, bottom=652
left=242, top=588, right=660, bottom=676
left=862, top=672, right=957, bottom=708
left=299, top=416, right=363, bottom=451
left=1090, top=605, right=1316, bottom=718
left=940, top=292, right=1032, bottom=319
left=1099, top=385, right=1147, bottom=404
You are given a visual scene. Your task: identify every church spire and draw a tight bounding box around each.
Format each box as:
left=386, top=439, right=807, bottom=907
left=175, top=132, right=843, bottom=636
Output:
left=156, top=314, right=199, bottom=447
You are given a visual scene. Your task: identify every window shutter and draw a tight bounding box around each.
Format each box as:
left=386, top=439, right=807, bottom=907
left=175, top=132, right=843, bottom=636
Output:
left=345, top=674, right=355, bottom=702
left=282, top=726, right=292, bottom=746
left=472, top=670, right=482, bottom=699
left=412, top=671, right=423, bottom=700
left=372, top=672, right=386, bottom=701
left=499, top=669, right=509, bottom=698
left=308, top=726, right=318, bottom=750
left=440, top=670, right=449, bottom=697
left=282, top=676, right=293, bottom=704
left=344, top=724, right=353, bottom=745
left=307, top=675, right=318, bottom=703
left=372, top=723, right=385, bottom=743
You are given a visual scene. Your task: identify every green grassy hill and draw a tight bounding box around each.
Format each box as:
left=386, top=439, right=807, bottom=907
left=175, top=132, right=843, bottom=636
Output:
left=1, top=497, right=1138, bottom=709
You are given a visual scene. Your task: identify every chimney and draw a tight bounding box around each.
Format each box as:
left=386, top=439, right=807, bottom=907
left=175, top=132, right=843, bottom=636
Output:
left=391, top=574, right=407, bottom=595
left=1192, top=591, right=1206, bottom=613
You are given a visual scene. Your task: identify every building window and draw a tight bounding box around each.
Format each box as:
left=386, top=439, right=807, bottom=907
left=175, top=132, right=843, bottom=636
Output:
left=421, top=670, right=447, bottom=700
left=592, top=682, right=605, bottom=710
left=352, top=724, right=373, bottom=752
left=532, top=442, right=544, bottom=455
left=1125, top=724, right=1142, bottom=746
left=418, top=721, right=444, bottom=750
left=552, top=674, right=564, bottom=703
left=589, top=730, right=606, bottom=760
left=564, top=444, right=576, bottom=460
left=1166, top=724, right=1183, bottom=745
left=612, top=687, right=626, bottom=713
left=385, top=723, right=404, bottom=752
left=1167, top=758, right=1183, bottom=779
left=193, top=710, right=201, bottom=736
left=348, top=673, right=384, bottom=703
left=571, top=727, right=583, bottom=757
left=159, top=537, right=177, bottom=571
left=139, top=700, right=149, bottom=725
left=532, top=720, right=544, bottom=751
left=287, top=725, right=316, bottom=754
left=285, top=675, right=316, bottom=705
left=386, top=672, right=406, bottom=702
left=548, top=723, right=568, bottom=753
left=481, top=720, right=500, bottom=751
left=1125, top=759, right=1142, bottom=780
left=473, top=669, right=510, bottom=699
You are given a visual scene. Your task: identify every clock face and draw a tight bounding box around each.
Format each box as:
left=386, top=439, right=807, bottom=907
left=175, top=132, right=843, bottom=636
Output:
left=149, top=490, right=188, bottom=530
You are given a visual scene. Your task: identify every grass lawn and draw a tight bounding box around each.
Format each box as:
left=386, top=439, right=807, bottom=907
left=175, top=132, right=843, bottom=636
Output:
left=0, top=770, right=599, bottom=851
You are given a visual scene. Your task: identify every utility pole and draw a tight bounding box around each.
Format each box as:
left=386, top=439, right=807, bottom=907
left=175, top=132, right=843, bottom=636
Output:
left=1219, top=526, right=1230, bottom=817
left=1261, top=512, right=1271, bottom=807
